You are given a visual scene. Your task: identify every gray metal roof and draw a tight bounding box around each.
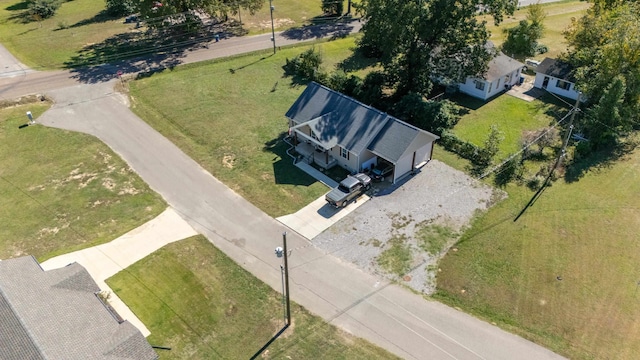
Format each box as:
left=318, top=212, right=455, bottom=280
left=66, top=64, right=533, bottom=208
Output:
left=286, top=82, right=391, bottom=155
left=368, top=120, right=439, bottom=163
left=0, top=256, right=158, bottom=360
left=286, top=82, right=438, bottom=162
left=535, top=58, right=575, bottom=82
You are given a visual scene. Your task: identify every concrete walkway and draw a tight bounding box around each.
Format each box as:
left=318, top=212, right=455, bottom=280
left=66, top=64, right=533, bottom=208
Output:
left=40, top=207, right=198, bottom=337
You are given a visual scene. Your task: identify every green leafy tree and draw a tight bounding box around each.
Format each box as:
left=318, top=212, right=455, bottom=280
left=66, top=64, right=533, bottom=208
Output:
left=355, top=0, right=516, bottom=98
left=137, top=0, right=264, bottom=24
left=321, top=0, right=343, bottom=16
left=581, top=76, right=628, bottom=150
left=564, top=2, right=640, bottom=144
left=29, top=0, right=61, bottom=19
left=501, top=3, right=546, bottom=57
left=105, top=0, right=137, bottom=16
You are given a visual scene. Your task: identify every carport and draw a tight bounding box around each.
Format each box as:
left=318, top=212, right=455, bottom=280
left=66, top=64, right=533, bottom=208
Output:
left=367, top=120, right=439, bottom=183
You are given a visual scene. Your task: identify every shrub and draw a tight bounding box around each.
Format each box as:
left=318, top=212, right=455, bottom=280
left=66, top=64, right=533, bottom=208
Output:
left=29, top=0, right=61, bottom=19
left=283, top=47, right=325, bottom=82
left=321, top=0, right=343, bottom=16
left=106, top=0, right=137, bottom=17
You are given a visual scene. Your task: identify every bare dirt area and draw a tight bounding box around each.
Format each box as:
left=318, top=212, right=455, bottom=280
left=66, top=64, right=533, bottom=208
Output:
left=313, top=160, right=505, bottom=294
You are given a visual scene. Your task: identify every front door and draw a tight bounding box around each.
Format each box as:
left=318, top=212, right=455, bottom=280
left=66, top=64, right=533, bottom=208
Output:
left=542, top=76, right=549, bottom=89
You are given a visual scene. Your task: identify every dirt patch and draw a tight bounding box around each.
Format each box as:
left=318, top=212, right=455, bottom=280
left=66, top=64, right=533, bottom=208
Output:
left=118, top=181, right=140, bottom=195
left=222, top=154, right=235, bottom=169
left=102, top=178, right=116, bottom=190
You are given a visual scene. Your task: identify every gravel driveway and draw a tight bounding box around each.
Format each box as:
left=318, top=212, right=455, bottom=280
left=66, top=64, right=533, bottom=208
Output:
left=313, top=160, right=505, bottom=294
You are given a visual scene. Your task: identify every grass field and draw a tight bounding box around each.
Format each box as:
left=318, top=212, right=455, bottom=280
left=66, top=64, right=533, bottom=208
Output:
left=129, top=37, right=358, bottom=217
left=107, top=235, right=399, bottom=359
left=450, top=93, right=568, bottom=158
left=0, top=103, right=166, bottom=261
left=483, top=0, right=590, bottom=60
left=435, top=148, right=640, bottom=359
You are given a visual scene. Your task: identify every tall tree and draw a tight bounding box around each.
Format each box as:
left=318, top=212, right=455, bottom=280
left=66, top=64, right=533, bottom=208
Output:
left=564, top=2, right=640, bottom=134
left=355, top=0, right=516, bottom=97
left=581, top=76, right=629, bottom=149
left=501, top=3, right=546, bottom=57
left=137, top=0, right=264, bottom=23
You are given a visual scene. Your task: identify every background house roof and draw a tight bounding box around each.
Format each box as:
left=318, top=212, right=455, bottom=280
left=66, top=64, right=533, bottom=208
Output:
left=0, top=256, right=158, bottom=360
left=536, top=58, right=576, bottom=82
left=484, top=53, right=524, bottom=82
left=286, top=82, right=438, bottom=161
left=285, top=82, right=391, bottom=155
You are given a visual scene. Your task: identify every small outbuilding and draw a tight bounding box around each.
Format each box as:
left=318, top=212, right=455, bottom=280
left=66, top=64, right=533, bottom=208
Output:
left=286, top=82, right=439, bottom=184
left=533, top=58, right=582, bottom=101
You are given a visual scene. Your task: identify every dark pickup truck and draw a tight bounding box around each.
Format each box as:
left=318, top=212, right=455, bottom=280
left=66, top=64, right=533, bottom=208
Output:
left=325, top=173, right=372, bottom=208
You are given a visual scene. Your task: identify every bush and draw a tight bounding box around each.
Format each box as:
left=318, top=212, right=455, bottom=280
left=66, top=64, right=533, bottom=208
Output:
left=283, top=47, right=325, bottom=82
left=321, top=0, right=343, bottom=16
left=29, top=0, right=61, bottom=19
left=494, top=154, right=524, bottom=187
left=105, top=0, right=137, bottom=17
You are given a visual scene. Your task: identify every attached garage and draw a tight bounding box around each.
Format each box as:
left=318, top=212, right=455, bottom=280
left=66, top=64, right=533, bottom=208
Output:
left=367, top=120, right=438, bottom=184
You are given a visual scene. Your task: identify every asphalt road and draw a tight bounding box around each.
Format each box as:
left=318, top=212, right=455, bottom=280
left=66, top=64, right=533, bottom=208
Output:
left=1, top=18, right=566, bottom=360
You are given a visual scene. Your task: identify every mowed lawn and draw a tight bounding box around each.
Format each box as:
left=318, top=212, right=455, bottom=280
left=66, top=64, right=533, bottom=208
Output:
left=129, top=38, right=358, bottom=217
left=436, top=133, right=640, bottom=356
left=451, top=93, right=568, bottom=158
left=0, top=103, right=165, bottom=261
left=107, top=236, right=399, bottom=359
left=483, top=0, right=590, bottom=60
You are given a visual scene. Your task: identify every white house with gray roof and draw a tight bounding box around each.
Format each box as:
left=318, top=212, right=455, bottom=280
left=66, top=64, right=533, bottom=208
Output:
left=533, top=57, right=582, bottom=101
left=457, top=52, right=525, bottom=100
left=0, top=256, right=158, bottom=360
left=286, top=82, right=439, bottom=184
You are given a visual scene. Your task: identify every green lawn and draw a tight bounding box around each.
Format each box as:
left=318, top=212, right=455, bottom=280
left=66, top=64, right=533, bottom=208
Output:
left=483, top=0, right=590, bottom=60
left=107, top=236, right=399, bottom=359
left=450, top=94, right=567, bottom=158
left=435, top=114, right=640, bottom=358
left=0, top=0, right=350, bottom=69
left=129, top=37, right=358, bottom=217
left=0, top=103, right=165, bottom=261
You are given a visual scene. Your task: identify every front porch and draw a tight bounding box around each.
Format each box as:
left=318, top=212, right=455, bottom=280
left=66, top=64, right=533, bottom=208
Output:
left=294, top=141, right=338, bottom=170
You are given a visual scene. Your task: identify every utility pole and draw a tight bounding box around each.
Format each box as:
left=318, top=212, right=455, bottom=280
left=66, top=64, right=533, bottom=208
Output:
left=282, top=232, right=291, bottom=325
left=551, top=92, right=581, bottom=173
left=269, top=0, right=276, bottom=54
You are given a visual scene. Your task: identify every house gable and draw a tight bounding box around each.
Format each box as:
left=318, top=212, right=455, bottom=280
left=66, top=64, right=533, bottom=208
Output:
left=368, top=119, right=439, bottom=163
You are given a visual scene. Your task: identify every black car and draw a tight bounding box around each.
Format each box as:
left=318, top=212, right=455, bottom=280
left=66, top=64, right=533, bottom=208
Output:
left=371, top=160, right=393, bottom=182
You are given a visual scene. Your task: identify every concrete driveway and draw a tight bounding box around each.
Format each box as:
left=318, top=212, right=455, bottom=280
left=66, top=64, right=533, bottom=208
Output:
left=277, top=192, right=370, bottom=239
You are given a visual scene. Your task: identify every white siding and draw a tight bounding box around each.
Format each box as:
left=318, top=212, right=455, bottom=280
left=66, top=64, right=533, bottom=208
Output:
left=534, top=73, right=581, bottom=101
left=394, top=153, right=414, bottom=183
left=414, top=144, right=432, bottom=167
left=458, top=78, right=489, bottom=100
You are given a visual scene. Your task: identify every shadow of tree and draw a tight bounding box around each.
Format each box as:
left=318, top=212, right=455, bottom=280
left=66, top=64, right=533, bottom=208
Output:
left=7, top=10, right=32, bottom=24
left=66, top=10, right=115, bottom=29
left=5, top=0, right=29, bottom=11
left=565, top=145, right=633, bottom=183
left=336, top=47, right=379, bottom=72
left=263, top=133, right=316, bottom=186
left=281, top=21, right=356, bottom=41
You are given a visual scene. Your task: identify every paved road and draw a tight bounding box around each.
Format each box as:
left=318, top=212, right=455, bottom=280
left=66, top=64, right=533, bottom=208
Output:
left=2, top=18, right=565, bottom=360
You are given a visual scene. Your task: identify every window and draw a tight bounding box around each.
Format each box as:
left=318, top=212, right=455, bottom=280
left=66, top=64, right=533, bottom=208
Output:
left=311, top=130, right=318, bottom=140
left=488, top=82, right=493, bottom=93
left=556, top=80, right=571, bottom=91
left=475, top=80, right=485, bottom=91
left=340, top=147, right=349, bottom=159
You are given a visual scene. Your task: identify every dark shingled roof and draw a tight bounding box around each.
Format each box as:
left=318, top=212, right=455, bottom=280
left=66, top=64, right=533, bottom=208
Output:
left=535, top=58, right=576, bottom=82
left=286, top=82, right=438, bottom=163
left=0, top=256, right=158, bottom=360
left=485, top=53, right=524, bottom=81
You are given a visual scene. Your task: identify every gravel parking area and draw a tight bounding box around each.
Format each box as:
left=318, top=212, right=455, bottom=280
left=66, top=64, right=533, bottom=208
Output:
left=313, top=160, right=505, bottom=294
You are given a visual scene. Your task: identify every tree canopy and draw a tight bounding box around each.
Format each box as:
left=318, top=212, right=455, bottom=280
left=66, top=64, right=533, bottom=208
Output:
left=501, top=3, right=546, bottom=57
left=564, top=2, right=640, bottom=149
left=136, top=0, right=264, bottom=22
left=355, top=0, right=517, bottom=97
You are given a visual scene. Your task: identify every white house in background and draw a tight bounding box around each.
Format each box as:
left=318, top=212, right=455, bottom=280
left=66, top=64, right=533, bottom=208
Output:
left=458, top=52, right=525, bottom=101
left=534, top=58, right=582, bottom=101
left=286, top=82, right=439, bottom=184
